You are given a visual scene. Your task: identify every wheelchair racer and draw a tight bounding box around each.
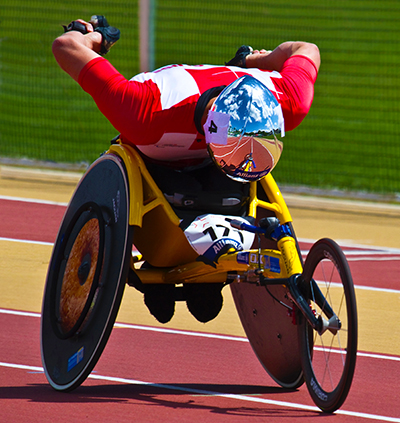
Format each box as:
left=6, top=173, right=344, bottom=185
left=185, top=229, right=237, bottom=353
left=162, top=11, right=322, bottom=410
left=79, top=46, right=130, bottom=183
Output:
left=52, top=16, right=320, bottom=323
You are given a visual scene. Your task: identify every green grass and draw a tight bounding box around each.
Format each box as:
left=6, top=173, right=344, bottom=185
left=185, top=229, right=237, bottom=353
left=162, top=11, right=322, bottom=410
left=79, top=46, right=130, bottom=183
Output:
left=1, top=0, right=400, bottom=195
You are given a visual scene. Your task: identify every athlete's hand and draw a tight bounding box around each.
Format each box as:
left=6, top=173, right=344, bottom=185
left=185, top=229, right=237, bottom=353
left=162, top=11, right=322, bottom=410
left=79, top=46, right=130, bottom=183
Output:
left=225, top=46, right=273, bottom=68
left=89, top=15, right=120, bottom=55
left=225, top=45, right=253, bottom=68
left=63, top=19, right=94, bottom=34
left=62, top=16, right=120, bottom=55
left=251, top=49, right=272, bottom=56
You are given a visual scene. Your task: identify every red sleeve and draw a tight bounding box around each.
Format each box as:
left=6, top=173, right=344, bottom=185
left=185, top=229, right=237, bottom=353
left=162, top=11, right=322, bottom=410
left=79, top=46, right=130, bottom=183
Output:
left=272, top=55, right=318, bottom=131
left=78, top=57, right=163, bottom=145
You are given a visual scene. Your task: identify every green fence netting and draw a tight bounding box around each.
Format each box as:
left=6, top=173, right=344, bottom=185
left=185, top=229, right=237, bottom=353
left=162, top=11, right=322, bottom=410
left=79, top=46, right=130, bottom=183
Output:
left=1, top=0, right=399, bottom=195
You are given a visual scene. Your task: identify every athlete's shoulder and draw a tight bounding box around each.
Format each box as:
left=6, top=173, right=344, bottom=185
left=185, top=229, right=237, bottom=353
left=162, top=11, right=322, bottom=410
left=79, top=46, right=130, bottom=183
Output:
left=280, top=55, right=318, bottom=83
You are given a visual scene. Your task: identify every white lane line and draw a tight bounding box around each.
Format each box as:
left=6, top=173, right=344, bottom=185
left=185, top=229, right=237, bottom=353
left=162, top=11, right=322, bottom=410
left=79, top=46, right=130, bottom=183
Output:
left=0, top=362, right=44, bottom=372
left=1, top=308, right=399, bottom=362
left=0, top=309, right=41, bottom=318
left=298, top=238, right=400, bottom=255
left=339, top=251, right=400, bottom=256
left=353, top=284, right=400, bottom=294
left=2, top=236, right=399, bottom=293
left=312, top=346, right=400, bottom=362
left=2, top=195, right=400, bottom=256
left=3, top=236, right=400, bottom=260
left=114, top=322, right=249, bottom=342
left=316, top=281, right=400, bottom=295
left=0, top=361, right=399, bottom=422
left=2, top=236, right=400, bottom=258
left=356, top=352, right=400, bottom=362
left=0, top=195, right=68, bottom=207
left=301, top=250, right=400, bottom=257
left=301, top=250, right=400, bottom=262
left=0, top=237, right=53, bottom=246
left=347, top=257, right=400, bottom=262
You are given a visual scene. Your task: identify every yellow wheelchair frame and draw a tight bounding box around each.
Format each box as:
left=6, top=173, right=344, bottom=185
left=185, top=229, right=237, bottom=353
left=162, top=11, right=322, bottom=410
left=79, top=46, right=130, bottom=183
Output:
left=41, top=141, right=358, bottom=413
left=112, top=143, right=301, bottom=283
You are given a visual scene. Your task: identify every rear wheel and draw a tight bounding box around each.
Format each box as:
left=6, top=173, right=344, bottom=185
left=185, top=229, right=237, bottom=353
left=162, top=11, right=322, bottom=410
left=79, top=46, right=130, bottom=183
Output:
left=298, top=238, right=358, bottom=412
left=41, top=154, right=132, bottom=391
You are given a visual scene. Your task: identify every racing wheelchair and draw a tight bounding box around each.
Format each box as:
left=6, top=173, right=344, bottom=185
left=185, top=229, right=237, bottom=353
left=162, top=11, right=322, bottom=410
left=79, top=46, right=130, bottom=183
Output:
left=41, top=140, right=358, bottom=413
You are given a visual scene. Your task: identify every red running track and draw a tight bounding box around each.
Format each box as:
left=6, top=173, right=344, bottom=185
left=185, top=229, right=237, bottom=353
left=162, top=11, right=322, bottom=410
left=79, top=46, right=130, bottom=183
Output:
left=1, top=310, right=399, bottom=422
left=1, top=197, right=400, bottom=422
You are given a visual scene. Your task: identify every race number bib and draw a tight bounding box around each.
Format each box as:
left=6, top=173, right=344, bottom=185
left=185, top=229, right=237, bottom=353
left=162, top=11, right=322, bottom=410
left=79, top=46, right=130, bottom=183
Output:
left=184, top=214, right=255, bottom=263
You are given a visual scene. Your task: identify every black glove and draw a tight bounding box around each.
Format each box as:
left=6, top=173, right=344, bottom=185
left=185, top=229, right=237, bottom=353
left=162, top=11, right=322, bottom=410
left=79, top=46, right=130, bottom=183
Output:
left=63, top=21, right=87, bottom=34
left=63, top=15, right=120, bottom=55
left=225, top=45, right=253, bottom=68
left=90, top=15, right=120, bottom=55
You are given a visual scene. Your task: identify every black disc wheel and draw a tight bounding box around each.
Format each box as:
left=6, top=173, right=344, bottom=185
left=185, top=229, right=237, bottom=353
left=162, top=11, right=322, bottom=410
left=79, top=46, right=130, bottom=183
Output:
left=41, top=154, right=132, bottom=391
left=298, top=238, right=358, bottom=412
left=231, top=283, right=304, bottom=389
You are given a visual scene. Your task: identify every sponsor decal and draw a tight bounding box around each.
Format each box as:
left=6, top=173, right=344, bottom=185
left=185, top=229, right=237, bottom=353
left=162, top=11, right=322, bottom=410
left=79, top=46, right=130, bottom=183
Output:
left=236, top=252, right=280, bottom=273
left=310, top=377, right=328, bottom=401
left=237, top=252, right=249, bottom=264
left=232, top=168, right=270, bottom=180
left=203, top=238, right=243, bottom=263
left=67, top=347, right=85, bottom=372
left=265, top=255, right=281, bottom=273
left=324, top=250, right=340, bottom=274
left=112, top=190, right=120, bottom=223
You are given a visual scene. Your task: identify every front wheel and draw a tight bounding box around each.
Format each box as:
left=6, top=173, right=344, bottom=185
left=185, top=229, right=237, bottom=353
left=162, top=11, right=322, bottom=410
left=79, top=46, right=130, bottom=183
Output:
left=41, top=154, right=132, bottom=391
left=298, top=238, right=358, bottom=413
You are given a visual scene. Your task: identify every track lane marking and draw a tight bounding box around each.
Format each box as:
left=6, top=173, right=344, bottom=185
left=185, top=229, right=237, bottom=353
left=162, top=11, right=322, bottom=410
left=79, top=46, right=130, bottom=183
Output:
left=1, top=308, right=399, bottom=362
left=0, top=237, right=53, bottom=246
left=315, top=280, right=400, bottom=295
left=0, top=195, right=68, bottom=206
left=3, top=195, right=400, bottom=256
left=1, top=237, right=400, bottom=293
left=0, top=361, right=399, bottom=422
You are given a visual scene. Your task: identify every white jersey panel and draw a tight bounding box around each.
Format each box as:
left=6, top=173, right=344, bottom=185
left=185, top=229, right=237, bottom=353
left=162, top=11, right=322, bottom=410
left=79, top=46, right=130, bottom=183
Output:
left=131, top=64, right=282, bottom=110
left=131, top=65, right=200, bottom=109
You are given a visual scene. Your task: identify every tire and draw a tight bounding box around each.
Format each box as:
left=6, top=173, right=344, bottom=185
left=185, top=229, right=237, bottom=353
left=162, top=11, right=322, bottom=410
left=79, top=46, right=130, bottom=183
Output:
left=298, top=238, right=358, bottom=412
left=41, top=154, right=132, bottom=391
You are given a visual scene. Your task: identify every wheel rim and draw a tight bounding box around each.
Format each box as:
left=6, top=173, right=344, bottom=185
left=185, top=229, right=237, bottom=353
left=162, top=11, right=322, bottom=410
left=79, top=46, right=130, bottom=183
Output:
left=300, top=239, right=357, bottom=412
left=308, top=261, right=351, bottom=394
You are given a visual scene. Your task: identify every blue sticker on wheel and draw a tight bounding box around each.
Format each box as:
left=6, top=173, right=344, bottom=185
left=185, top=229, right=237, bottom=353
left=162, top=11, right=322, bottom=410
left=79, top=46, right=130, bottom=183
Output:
left=67, top=347, right=85, bottom=372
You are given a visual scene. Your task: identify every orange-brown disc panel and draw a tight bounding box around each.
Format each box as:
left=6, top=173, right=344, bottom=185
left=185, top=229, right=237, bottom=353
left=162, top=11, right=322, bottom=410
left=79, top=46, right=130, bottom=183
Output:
left=59, top=218, right=100, bottom=333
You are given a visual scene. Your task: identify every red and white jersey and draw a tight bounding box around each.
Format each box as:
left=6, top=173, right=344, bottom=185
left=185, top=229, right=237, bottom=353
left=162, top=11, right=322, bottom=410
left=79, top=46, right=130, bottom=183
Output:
left=79, top=56, right=318, bottom=164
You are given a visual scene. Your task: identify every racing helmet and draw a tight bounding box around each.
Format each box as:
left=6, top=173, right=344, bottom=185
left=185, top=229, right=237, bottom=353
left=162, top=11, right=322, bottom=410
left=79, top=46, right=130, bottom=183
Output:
left=203, top=75, right=285, bottom=182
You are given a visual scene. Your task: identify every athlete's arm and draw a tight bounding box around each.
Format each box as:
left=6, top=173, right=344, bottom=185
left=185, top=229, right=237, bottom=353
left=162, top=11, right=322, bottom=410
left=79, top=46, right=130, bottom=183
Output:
left=52, top=19, right=102, bottom=82
left=245, top=41, right=320, bottom=72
